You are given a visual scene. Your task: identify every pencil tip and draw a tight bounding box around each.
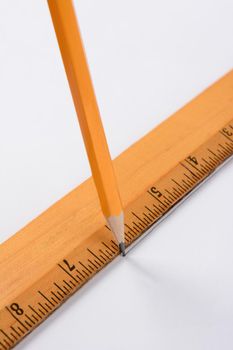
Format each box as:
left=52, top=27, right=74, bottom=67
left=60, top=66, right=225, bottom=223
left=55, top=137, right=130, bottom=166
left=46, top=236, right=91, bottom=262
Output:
left=119, top=242, right=126, bottom=256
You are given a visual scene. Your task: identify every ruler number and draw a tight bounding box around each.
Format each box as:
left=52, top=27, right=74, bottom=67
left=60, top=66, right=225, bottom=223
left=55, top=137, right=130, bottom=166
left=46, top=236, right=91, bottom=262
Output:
left=10, top=303, right=24, bottom=315
left=222, top=127, right=233, bottom=137
left=150, top=187, right=162, bottom=197
left=63, top=259, right=75, bottom=271
left=187, top=155, right=198, bottom=165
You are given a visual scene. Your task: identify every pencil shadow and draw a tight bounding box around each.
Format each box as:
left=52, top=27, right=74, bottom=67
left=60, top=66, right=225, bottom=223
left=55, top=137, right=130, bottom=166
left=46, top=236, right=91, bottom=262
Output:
left=124, top=254, right=159, bottom=285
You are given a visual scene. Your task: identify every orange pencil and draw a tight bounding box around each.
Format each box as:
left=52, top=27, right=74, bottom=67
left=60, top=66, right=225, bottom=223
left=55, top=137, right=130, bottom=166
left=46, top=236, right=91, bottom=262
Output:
left=47, top=0, right=125, bottom=255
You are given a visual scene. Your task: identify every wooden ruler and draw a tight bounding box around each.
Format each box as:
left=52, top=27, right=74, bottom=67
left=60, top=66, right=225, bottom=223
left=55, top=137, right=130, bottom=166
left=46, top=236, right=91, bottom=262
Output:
left=1, top=71, right=233, bottom=349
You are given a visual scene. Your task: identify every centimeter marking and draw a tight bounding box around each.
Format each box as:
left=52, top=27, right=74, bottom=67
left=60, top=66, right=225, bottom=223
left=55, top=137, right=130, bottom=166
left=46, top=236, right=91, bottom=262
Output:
left=1, top=121, right=233, bottom=349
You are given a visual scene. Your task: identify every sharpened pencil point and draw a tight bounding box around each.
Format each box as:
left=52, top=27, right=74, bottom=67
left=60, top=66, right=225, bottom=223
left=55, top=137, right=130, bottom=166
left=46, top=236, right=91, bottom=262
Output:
left=119, top=242, right=126, bottom=256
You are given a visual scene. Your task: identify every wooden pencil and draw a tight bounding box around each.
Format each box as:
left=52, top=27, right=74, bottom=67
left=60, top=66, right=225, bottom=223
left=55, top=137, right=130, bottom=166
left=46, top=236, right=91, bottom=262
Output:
left=47, top=0, right=125, bottom=254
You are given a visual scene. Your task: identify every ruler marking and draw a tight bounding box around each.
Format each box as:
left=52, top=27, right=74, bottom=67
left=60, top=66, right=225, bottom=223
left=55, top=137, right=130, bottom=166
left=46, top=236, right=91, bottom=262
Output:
left=132, top=221, right=144, bottom=231
left=145, top=206, right=157, bottom=219
left=218, top=143, right=229, bottom=155
left=181, top=180, right=190, bottom=190
left=127, top=230, right=135, bottom=239
left=10, top=333, right=17, bottom=342
left=124, top=233, right=131, bottom=242
left=74, top=273, right=83, bottom=282
left=51, top=292, right=60, bottom=302
left=141, top=213, right=151, bottom=225
left=148, top=192, right=168, bottom=209
left=202, top=157, right=214, bottom=170
left=223, top=143, right=232, bottom=153
left=87, top=249, right=105, bottom=265
left=5, top=307, right=29, bottom=332
left=171, top=184, right=183, bottom=196
left=31, top=314, right=38, bottom=323
left=0, top=341, right=7, bottom=350
left=63, top=280, right=73, bottom=290
left=110, top=240, right=118, bottom=249
left=81, top=268, right=90, bottom=277
left=38, top=302, right=48, bottom=314
left=38, top=291, right=55, bottom=308
left=214, top=148, right=224, bottom=161
left=131, top=212, right=147, bottom=228
left=3, top=340, right=10, bottom=348
left=201, top=157, right=214, bottom=170
left=153, top=207, right=162, bottom=217
left=99, top=254, right=107, bottom=262
left=101, top=242, right=116, bottom=255
left=180, top=162, right=199, bottom=180
left=10, top=327, right=20, bottom=338
left=104, top=248, right=114, bottom=258
left=163, top=195, right=173, bottom=204
left=16, top=327, right=24, bottom=336
left=88, top=259, right=99, bottom=270
left=147, top=212, right=155, bottom=220
left=3, top=339, right=10, bottom=348
left=87, top=263, right=95, bottom=272
left=125, top=224, right=138, bottom=236
left=200, top=164, right=209, bottom=172
left=24, top=320, right=32, bottom=329
left=79, top=262, right=92, bottom=275
left=133, top=219, right=145, bottom=230
left=28, top=305, right=41, bottom=320
left=99, top=249, right=111, bottom=260
left=225, top=142, right=233, bottom=151
left=152, top=204, right=163, bottom=214
left=62, top=284, right=70, bottom=293
left=220, top=130, right=233, bottom=143
left=56, top=291, right=64, bottom=299
left=218, top=147, right=227, bottom=157
left=183, top=173, right=194, bottom=185
left=0, top=330, right=13, bottom=345
left=172, top=178, right=187, bottom=193
left=58, top=264, right=79, bottom=284
left=25, top=314, right=35, bottom=326
left=75, top=270, right=85, bottom=281
left=208, top=155, right=219, bottom=165
left=131, top=222, right=141, bottom=232
left=51, top=293, right=57, bottom=305
left=54, top=282, right=68, bottom=296
left=207, top=156, right=217, bottom=167
left=37, top=308, right=45, bottom=317
left=68, top=280, right=76, bottom=288
left=103, top=245, right=115, bottom=257
left=182, top=179, right=191, bottom=190
left=111, top=242, right=119, bottom=251
left=143, top=212, right=154, bottom=223
left=185, top=159, right=205, bottom=176
left=165, top=189, right=177, bottom=200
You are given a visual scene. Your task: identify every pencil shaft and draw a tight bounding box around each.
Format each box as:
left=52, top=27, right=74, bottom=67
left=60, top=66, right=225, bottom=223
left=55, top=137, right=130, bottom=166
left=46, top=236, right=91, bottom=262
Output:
left=47, top=0, right=122, bottom=217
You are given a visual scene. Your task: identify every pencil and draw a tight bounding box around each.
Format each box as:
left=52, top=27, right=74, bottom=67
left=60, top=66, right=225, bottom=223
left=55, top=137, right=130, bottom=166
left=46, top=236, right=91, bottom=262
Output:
left=47, top=0, right=125, bottom=255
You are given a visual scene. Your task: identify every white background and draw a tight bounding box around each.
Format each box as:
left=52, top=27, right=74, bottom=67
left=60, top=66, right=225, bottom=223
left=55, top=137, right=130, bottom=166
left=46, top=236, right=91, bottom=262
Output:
left=0, top=0, right=233, bottom=349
